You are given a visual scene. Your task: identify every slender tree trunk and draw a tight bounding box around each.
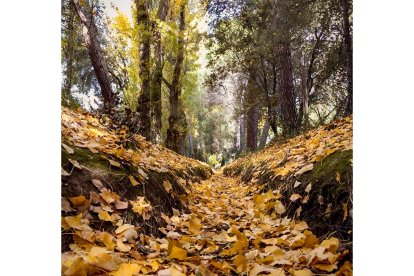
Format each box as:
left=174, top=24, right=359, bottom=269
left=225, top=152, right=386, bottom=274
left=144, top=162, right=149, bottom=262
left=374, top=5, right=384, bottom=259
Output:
left=259, top=119, right=270, bottom=149
left=166, top=2, right=187, bottom=153
left=135, top=0, right=151, bottom=140
left=300, top=52, right=309, bottom=129
left=246, top=103, right=259, bottom=151
left=151, top=0, right=169, bottom=142
left=239, top=114, right=246, bottom=152
left=342, top=0, right=353, bottom=116
left=63, top=1, right=75, bottom=103
left=276, top=41, right=298, bottom=137
left=72, top=0, right=114, bottom=111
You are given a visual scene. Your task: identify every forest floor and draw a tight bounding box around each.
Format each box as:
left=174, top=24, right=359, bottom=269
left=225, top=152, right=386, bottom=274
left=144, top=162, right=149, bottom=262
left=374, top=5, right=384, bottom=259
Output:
left=62, top=107, right=352, bottom=275
left=63, top=171, right=352, bottom=276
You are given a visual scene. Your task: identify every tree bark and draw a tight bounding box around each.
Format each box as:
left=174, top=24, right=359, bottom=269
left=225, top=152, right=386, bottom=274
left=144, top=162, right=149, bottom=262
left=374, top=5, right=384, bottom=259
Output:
left=276, top=41, right=298, bottom=137
left=136, top=0, right=151, bottom=140
left=166, top=2, right=187, bottom=153
left=342, top=0, right=353, bottom=116
left=239, top=114, right=246, bottom=152
left=259, top=119, right=270, bottom=149
left=72, top=0, right=115, bottom=111
left=246, top=82, right=259, bottom=151
left=62, top=0, right=75, bottom=103
left=300, top=52, right=309, bottom=130
left=151, top=0, right=170, bottom=142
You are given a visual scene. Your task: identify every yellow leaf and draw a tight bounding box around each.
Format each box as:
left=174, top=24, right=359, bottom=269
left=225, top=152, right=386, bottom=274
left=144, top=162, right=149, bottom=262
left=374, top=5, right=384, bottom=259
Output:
left=129, top=175, right=139, bottom=186
left=62, top=256, right=88, bottom=276
left=116, top=239, right=131, bottom=252
left=336, top=171, right=341, bottom=183
left=188, top=215, right=201, bottom=235
left=101, top=190, right=116, bottom=204
left=98, top=210, right=113, bottom=222
left=167, top=245, right=187, bottom=260
left=313, top=263, right=337, bottom=272
left=94, top=252, right=118, bottom=271
left=336, top=261, right=353, bottom=276
left=109, top=159, right=121, bottom=167
left=99, top=232, right=115, bottom=251
left=110, top=263, right=141, bottom=276
left=320, top=237, right=339, bottom=253
left=163, top=180, right=173, bottom=192
left=234, top=254, right=248, bottom=272
left=293, top=221, right=308, bottom=231
left=65, top=214, right=83, bottom=230
left=115, top=224, right=134, bottom=234
left=69, top=195, right=89, bottom=208
left=290, top=268, right=314, bottom=276
left=158, top=267, right=186, bottom=276
left=274, top=200, right=286, bottom=215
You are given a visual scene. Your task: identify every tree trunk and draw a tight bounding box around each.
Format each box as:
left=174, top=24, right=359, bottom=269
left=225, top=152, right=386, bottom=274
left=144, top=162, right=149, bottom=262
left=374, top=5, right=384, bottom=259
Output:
left=62, top=0, right=75, bottom=104
left=276, top=41, right=298, bottom=137
left=136, top=0, right=151, bottom=140
left=300, top=52, right=309, bottom=130
left=259, top=119, right=270, bottom=149
left=151, top=0, right=169, bottom=143
left=246, top=99, right=259, bottom=152
left=72, top=0, right=115, bottom=111
left=342, top=0, right=353, bottom=116
left=166, top=2, right=187, bottom=153
left=239, top=114, right=246, bottom=152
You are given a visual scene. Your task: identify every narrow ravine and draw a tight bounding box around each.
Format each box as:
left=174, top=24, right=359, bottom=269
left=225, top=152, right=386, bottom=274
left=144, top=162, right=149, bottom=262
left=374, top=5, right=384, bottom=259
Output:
left=144, top=172, right=352, bottom=275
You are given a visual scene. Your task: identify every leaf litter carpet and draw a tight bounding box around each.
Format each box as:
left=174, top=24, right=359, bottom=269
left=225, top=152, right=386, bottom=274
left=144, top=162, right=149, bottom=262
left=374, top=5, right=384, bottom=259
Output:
left=62, top=172, right=352, bottom=275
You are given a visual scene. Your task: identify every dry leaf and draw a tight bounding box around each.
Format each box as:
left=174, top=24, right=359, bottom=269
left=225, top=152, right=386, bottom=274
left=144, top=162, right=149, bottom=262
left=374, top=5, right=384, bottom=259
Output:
left=129, top=175, right=139, bottom=186
left=167, top=245, right=187, bottom=260
left=290, top=193, right=302, bottom=202
left=110, top=263, right=141, bottom=276
left=62, top=143, right=74, bottom=154
left=92, top=179, right=105, bottom=191
left=109, top=159, right=121, bottom=167
left=295, top=164, right=314, bottom=176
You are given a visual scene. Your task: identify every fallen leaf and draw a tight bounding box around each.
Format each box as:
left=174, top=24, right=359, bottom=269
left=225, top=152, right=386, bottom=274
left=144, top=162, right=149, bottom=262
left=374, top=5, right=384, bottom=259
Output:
left=98, top=210, right=113, bottom=222
left=92, top=179, right=105, bottom=191
left=110, top=263, right=141, bottom=276
left=62, top=167, right=70, bottom=176
left=68, top=158, right=82, bottom=169
left=290, top=193, right=302, bottom=202
left=163, top=180, right=173, bottom=193
left=138, top=168, right=148, bottom=179
left=116, top=239, right=132, bottom=252
left=109, top=159, right=121, bottom=167
left=115, top=200, right=128, bottom=210
left=62, top=143, right=74, bottom=154
left=167, top=245, right=187, bottom=260
left=274, top=200, right=286, bottom=215
left=336, top=171, right=341, bottom=183
left=115, top=224, right=134, bottom=234
left=305, top=183, right=312, bottom=193
left=295, top=164, right=314, bottom=176
left=129, top=175, right=139, bottom=186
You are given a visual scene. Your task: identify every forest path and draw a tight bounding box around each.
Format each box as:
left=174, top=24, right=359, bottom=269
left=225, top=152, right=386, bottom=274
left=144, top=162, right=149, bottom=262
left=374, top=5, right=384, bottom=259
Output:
left=158, top=172, right=351, bottom=275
